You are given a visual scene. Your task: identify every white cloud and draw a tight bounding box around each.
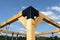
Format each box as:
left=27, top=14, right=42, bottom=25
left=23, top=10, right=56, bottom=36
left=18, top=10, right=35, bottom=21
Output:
left=19, top=30, right=25, bottom=33
left=44, top=5, right=60, bottom=25
left=47, top=6, right=60, bottom=12
left=40, top=11, right=60, bottom=21
left=35, top=32, right=38, bottom=34
left=40, top=10, right=60, bottom=27
left=51, top=6, right=60, bottom=12
left=6, top=24, right=26, bottom=33
left=57, top=22, right=60, bottom=24
left=48, top=24, right=53, bottom=26
left=18, top=28, right=26, bottom=31
left=15, top=27, right=26, bottom=33
left=21, top=6, right=26, bottom=9
left=19, top=28, right=26, bottom=33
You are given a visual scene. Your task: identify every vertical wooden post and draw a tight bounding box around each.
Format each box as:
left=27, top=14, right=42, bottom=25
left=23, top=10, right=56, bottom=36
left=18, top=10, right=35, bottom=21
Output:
left=18, top=6, right=40, bottom=40
left=52, top=32, right=54, bottom=40
left=16, top=34, right=19, bottom=40
left=26, top=19, right=36, bottom=40
left=12, top=33, right=14, bottom=40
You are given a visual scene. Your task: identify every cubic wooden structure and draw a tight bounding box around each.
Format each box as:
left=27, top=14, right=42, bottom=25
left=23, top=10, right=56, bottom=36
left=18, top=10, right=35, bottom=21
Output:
left=0, top=6, right=60, bottom=40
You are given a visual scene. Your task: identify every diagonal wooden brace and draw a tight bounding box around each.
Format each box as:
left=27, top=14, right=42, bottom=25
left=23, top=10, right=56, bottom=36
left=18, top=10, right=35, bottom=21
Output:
left=18, top=16, right=27, bottom=28
left=18, top=15, right=43, bottom=40
left=35, top=14, right=43, bottom=28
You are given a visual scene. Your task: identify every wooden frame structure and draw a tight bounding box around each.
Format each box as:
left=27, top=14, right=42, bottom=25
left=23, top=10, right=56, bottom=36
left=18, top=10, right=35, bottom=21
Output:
left=0, top=29, right=60, bottom=36
left=0, top=6, right=60, bottom=40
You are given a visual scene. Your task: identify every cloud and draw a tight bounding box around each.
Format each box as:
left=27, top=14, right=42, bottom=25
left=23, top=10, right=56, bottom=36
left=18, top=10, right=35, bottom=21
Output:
left=57, top=22, right=60, bottom=24
left=51, top=6, right=60, bottom=12
left=15, top=27, right=26, bottom=33
left=48, top=24, right=53, bottom=26
left=21, top=6, right=26, bottom=9
left=5, top=24, right=26, bottom=33
left=41, top=11, right=60, bottom=21
left=40, top=10, right=60, bottom=27
left=35, top=32, right=38, bottom=34
left=20, top=6, right=27, bottom=11
left=44, top=5, right=60, bottom=25
left=47, top=6, right=60, bottom=12
left=19, top=30, right=25, bottom=33
left=40, top=4, right=60, bottom=28
left=18, top=28, right=26, bottom=33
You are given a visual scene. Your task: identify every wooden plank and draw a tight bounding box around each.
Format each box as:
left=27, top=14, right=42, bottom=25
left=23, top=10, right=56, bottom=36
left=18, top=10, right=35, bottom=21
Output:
left=40, top=13, right=60, bottom=28
left=0, top=12, right=22, bottom=28
left=26, top=19, right=36, bottom=40
left=0, top=30, right=26, bottom=36
left=35, top=14, right=43, bottom=28
left=36, top=29, right=60, bottom=35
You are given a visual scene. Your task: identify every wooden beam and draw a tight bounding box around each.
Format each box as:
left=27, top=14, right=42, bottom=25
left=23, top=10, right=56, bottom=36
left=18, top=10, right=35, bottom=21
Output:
left=26, top=19, right=36, bottom=40
left=0, top=12, right=60, bottom=29
left=18, top=16, right=27, bottom=28
left=39, top=13, right=60, bottom=28
left=0, top=30, right=26, bottom=36
left=35, top=14, right=43, bottom=28
left=36, top=29, right=60, bottom=35
left=0, top=12, right=22, bottom=28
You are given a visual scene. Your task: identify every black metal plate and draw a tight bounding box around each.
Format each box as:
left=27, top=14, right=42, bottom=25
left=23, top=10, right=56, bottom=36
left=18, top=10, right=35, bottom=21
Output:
left=22, top=6, right=39, bottom=19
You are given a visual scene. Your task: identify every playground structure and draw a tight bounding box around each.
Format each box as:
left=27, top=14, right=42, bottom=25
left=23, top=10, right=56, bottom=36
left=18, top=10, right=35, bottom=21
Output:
left=0, top=6, right=60, bottom=40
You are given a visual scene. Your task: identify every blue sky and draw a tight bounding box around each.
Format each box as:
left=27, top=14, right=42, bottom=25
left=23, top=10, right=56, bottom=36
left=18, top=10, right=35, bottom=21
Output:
left=0, top=0, right=60, bottom=37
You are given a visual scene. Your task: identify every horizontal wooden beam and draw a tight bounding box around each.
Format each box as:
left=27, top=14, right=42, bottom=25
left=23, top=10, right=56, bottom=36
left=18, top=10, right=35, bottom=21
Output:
left=0, top=29, right=60, bottom=36
left=36, top=29, right=60, bottom=35
left=0, top=30, right=26, bottom=36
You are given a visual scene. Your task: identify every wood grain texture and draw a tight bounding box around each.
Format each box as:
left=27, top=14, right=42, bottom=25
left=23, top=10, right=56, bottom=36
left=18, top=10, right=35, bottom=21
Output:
left=26, top=19, right=36, bottom=40
left=18, top=16, right=27, bottom=28
left=37, top=29, right=60, bottom=35
left=0, top=30, right=26, bottom=36
left=0, top=12, right=22, bottom=28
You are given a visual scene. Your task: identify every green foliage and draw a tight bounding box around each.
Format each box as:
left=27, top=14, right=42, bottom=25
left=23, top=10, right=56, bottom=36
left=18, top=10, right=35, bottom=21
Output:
left=0, top=35, right=60, bottom=40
